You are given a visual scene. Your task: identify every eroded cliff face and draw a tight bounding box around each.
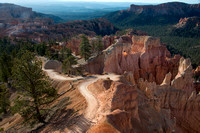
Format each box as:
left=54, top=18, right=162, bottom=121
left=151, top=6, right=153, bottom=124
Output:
left=86, top=35, right=181, bottom=85
left=87, top=67, right=199, bottom=133
left=128, top=3, right=200, bottom=16
left=87, top=79, right=175, bottom=133
left=86, top=35, right=198, bottom=133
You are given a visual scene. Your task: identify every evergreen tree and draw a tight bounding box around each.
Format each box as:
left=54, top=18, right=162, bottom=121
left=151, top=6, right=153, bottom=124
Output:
left=79, top=35, right=91, bottom=60
left=63, top=55, right=77, bottom=74
left=12, top=51, right=57, bottom=125
left=0, top=52, right=13, bottom=83
left=0, top=84, right=10, bottom=114
left=60, top=47, right=73, bottom=62
left=91, top=36, right=104, bottom=55
left=34, top=42, right=47, bottom=56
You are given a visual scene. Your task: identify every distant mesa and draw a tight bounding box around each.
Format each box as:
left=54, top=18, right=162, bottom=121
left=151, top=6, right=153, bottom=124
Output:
left=104, top=2, right=200, bottom=26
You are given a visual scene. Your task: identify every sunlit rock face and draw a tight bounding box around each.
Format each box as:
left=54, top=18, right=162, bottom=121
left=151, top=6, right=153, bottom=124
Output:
left=88, top=79, right=174, bottom=133
left=86, top=35, right=181, bottom=85
left=171, top=57, right=194, bottom=96
left=85, top=35, right=199, bottom=133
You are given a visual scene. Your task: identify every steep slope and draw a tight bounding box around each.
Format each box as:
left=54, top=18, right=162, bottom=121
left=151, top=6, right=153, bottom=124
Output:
left=6, top=18, right=118, bottom=43
left=103, top=2, right=200, bottom=67
left=0, top=3, right=62, bottom=23
left=85, top=35, right=181, bottom=84
left=84, top=35, right=199, bottom=133
left=104, top=2, right=200, bottom=27
left=0, top=3, right=118, bottom=43
left=171, top=17, right=200, bottom=37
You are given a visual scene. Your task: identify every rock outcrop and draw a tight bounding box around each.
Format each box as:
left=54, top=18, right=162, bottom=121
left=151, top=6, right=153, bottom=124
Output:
left=86, top=35, right=181, bottom=85
left=44, top=60, right=62, bottom=73
left=172, top=16, right=200, bottom=37
left=0, top=4, right=118, bottom=43
left=171, top=57, right=194, bottom=95
left=193, top=66, right=200, bottom=80
left=88, top=78, right=175, bottom=133
left=105, top=2, right=200, bottom=26
left=103, top=35, right=115, bottom=49
left=128, top=2, right=200, bottom=16
left=85, top=35, right=198, bottom=133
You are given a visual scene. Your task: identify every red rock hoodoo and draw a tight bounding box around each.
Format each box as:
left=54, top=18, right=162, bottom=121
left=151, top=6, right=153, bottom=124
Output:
left=85, top=35, right=199, bottom=133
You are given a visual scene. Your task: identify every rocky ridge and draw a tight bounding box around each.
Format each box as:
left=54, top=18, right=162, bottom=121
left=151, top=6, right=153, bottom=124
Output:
left=128, top=2, right=200, bottom=16
left=5, top=18, right=117, bottom=43
left=0, top=4, right=118, bottom=42
left=84, top=35, right=199, bottom=132
left=104, top=2, right=200, bottom=26
left=171, top=16, right=200, bottom=37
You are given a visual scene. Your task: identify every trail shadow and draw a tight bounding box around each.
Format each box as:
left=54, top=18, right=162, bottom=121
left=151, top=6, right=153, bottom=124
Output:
left=67, top=115, right=91, bottom=133
left=36, top=108, right=91, bottom=133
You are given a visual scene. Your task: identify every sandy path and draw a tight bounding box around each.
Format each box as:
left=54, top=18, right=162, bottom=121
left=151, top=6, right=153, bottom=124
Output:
left=79, top=74, right=120, bottom=121
left=44, top=68, right=120, bottom=133
left=44, top=69, right=82, bottom=81
left=78, top=79, right=99, bottom=120
left=68, top=74, right=120, bottom=133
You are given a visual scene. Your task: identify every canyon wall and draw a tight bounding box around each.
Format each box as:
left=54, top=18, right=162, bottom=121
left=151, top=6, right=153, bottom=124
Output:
left=86, top=35, right=181, bottom=85
left=86, top=35, right=198, bottom=132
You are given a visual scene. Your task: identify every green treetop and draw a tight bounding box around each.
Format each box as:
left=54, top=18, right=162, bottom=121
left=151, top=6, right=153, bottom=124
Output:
left=0, top=84, right=10, bottom=114
left=12, top=51, right=57, bottom=126
left=79, top=35, right=91, bottom=61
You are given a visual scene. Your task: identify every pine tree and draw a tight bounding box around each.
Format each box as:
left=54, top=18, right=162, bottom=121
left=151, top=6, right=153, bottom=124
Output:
left=0, top=52, right=13, bottom=83
left=80, top=35, right=91, bottom=60
left=12, top=51, right=57, bottom=125
left=61, top=47, right=77, bottom=74
left=34, top=42, right=47, bottom=56
left=0, top=84, right=10, bottom=114
left=60, top=47, right=73, bottom=62
left=91, top=36, right=104, bottom=55
left=63, top=55, right=77, bottom=74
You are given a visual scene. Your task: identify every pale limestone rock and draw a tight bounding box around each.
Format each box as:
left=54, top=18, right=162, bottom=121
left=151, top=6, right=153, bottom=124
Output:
left=86, top=35, right=180, bottom=85
left=144, top=36, right=160, bottom=51
left=171, top=57, right=194, bottom=96
left=161, top=72, right=172, bottom=86
left=85, top=36, right=199, bottom=132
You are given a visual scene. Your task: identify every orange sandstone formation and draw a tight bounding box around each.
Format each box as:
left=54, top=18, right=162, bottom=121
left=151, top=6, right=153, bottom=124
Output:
left=85, top=35, right=198, bottom=133
left=86, top=35, right=181, bottom=85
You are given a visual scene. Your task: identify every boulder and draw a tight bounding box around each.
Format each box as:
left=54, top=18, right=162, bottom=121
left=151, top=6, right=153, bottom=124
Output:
left=44, top=60, right=62, bottom=73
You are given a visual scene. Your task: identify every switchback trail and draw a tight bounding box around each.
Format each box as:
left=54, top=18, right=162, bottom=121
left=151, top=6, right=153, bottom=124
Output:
left=44, top=69, right=119, bottom=133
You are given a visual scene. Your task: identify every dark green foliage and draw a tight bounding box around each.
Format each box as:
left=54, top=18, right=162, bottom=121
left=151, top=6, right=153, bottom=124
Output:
left=34, top=43, right=48, bottom=56
left=160, top=36, right=200, bottom=67
left=63, top=56, right=77, bottom=74
left=61, top=47, right=77, bottom=74
left=105, top=10, right=184, bottom=28
left=0, top=84, right=10, bottom=114
left=11, top=51, right=57, bottom=126
left=171, top=17, right=200, bottom=38
left=59, top=47, right=73, bottom=62
left=0, top=52, right=13, bottom=83
left=91, top=36, right=104, bottom=55
left=80, top=35, right=92, bottom=60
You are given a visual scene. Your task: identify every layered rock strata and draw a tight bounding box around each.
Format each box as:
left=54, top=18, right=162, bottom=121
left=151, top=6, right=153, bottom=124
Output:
left=85, top=35, right=198, bottom=133
left=86, top=35, right=181, bottom=85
